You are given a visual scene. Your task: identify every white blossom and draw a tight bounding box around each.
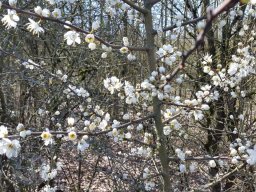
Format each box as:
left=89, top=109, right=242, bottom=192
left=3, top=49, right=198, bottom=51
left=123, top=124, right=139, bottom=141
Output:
left=101, top=52, right=108, bottom=58
left=209, top=160, right=216, bottom=168
left=26, top=18, right=44, bottom=36
left=34, top=6, right=43, bottom=15
left=179, top=164, right=186, bottom=173
left=1, top=138, right=21, bottom=158
left=88, top=42, right=96, bottom=50
left=247, top=148, right=256, bottom=165
left=67, top=117, right=75, bottom=126
left=123, top=37, right=129, bottom=46
left=42, top=9, right=51, bottom=17
left=120, top=47, right=129, bottom=54
left=64, top=31, right=81, bottom=46
left=77, top=140, right=89, bottom=152
left=0, top=125, right=8, bottom=138
left=104, top=76, right=123, bottom=94
left=52, top=8, right=61, bottom=18
left=9, top=0, right=17, bottom=6
left=1, top=9, right=19, bottom=29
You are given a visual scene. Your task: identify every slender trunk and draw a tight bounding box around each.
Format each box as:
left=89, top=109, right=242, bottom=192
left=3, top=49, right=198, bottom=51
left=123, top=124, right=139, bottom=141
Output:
left=144, top=1, right=171, bottom=191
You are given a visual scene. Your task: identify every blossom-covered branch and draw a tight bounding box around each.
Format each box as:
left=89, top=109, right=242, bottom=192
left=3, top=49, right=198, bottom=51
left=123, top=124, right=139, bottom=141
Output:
left=1, top=3, right=148, bottom=51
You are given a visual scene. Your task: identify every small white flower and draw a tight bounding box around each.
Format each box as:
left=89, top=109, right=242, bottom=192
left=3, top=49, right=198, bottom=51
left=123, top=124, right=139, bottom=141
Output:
left=164, top=84, right=172, bottom=93
left=194, top=110, right=204, bottom=121
left=64, top=31, right=81, bottom=46
left=104, top=76, right=123, bottom=94
left=2, top=138, right=21, bottom=158
left=52, top=8, right=61, bottom=18
left=179, top=164, right=186, bottom=173
left=98, top=120, right=108, bottom=130
left=127, top=53, right=136, bottom=61
left=9, top=0, right=17, bottom=6
left=123, top=37, right=129, bottom=46
left=54, top=111, right=60, bottom=116
left=0, top=125, right=8, bottom=138
left=120, top=47, right=129, bottom=54
left=42, top=9, right=51, bottom=17
left=201, top=104, right=210, bottom=110
left=123, top=113, right=130, bottom=120
left=241, top=91, right=246, bottom=97
left=67, top=117, right=75, bottom=126
left=125, top=132, right=132, bottom=139
left=34, top=6, right=43, bottom=15
left=209, top=160, right=216, bottom=168
left=163, top=126, right=171, bottom=135
left=230, top=148, right=237, bottom=156
left=85, top=34, right=95, bottom=43
left=77, top=140, right=89, bottom=151
left=163, top=44, right=173, bottom=53
left=203, top=66, right=211, bottom=73
left=68, top=131, right=77, bottom=141
left=177, top=150, right=185, bottom=161
left=101, top=52, right=108, bottom=58
left=112, top=128, right=118, bottom=137
left=26, top=18, right=44, bottom=36
left=246, top=149, right=256, bottom=165
left=88, top=42, right=96, bottom=50
left=1, top=9, right=20, bottom=29
left=159, top=66, right=166, bottom=73
left=136, top=124, right=143, bottom=131
left=228, top=63, right=238, bottom=76
left=16, top=123, right=24, bottom=132
left=156, top=48, right=166, bottom=57
left=41, top=131, right=53, bottom=146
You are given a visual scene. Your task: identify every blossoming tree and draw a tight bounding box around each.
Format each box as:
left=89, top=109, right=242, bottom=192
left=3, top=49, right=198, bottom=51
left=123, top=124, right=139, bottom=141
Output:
left=0, top=0, right=255, bottom=191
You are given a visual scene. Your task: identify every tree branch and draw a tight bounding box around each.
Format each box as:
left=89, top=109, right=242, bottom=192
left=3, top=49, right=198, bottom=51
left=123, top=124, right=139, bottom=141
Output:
left=1, top=3, right=148, bottom=51
left=166, top=0, right=239, bottom=82
left=169, top=155, right=230, bottom=162
left=152, top=16, right=206, bottom=35
left=121, top=0, right=149, bottom=14
left=7, top=113, right=155, bottom=138
left=196, top=163, right=245, bottom=190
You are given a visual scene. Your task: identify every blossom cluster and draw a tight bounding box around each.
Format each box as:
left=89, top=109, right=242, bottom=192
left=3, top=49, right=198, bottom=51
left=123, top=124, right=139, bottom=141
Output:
left=0, top=125, right=21, bottom=158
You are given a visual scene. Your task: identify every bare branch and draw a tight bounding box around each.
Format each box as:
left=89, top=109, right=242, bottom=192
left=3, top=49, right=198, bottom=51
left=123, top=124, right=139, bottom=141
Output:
left=121, top=0, right=149, bottom=14
left=152, top=16, right=206, bottom=35
left=147, top=0, right=161, bottom=5
left=169, top=155, right=230, bottom=162
left=196, top=163, right=246, bottom=190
